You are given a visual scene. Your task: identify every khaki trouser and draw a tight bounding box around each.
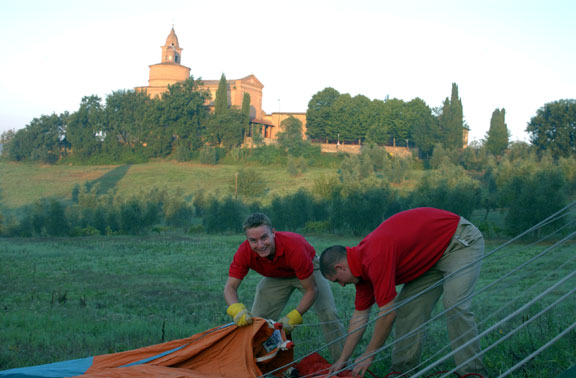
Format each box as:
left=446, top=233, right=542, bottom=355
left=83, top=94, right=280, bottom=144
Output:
left=391, top=217, right=488, bottom=376
left=251, top=257, right=345, bottom=361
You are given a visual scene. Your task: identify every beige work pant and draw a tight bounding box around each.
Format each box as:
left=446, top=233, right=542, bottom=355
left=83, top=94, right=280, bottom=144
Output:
left=251, top=258, right=345, bottom=362
left=391, top=217, right=488, bottom=376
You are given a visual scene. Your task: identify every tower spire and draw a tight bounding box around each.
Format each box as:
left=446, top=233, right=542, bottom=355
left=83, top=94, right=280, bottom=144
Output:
left=161, top=27, right=182, bottom=64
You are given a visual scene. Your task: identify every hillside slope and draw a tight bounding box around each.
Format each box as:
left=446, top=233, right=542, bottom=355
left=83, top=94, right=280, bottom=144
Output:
left=0, top=161, right=336, bottom=209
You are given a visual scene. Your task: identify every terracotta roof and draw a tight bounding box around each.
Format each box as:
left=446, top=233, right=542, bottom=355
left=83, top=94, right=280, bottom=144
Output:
left=251, top=118, right=275, bottom=126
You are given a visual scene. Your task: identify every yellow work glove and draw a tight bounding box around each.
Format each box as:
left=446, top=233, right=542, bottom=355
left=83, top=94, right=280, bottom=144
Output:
left=227, top=303, right=253, bottom=327
left=279, top=309, right=303, bottom=334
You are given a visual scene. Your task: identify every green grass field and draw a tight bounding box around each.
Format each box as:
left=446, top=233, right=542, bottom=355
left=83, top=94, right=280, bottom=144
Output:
left=0, top=161, right=337, bottom=210
left=1, top=234, right=574, bottom=377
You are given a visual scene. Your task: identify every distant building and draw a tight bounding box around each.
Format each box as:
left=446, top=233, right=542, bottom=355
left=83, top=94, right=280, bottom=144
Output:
left=135, top=27, right=306, bottom=142
left=135, top=28, right=467, bottom=152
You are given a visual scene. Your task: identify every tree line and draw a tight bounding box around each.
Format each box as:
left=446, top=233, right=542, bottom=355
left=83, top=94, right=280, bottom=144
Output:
left=305, top=83, right=466, bottom=159
left=1, top=74, right=253, bottom=165
left=1, top=72, right=575, bottom=163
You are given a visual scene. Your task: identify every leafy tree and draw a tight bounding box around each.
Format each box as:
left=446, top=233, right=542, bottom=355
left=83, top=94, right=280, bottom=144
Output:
left=502, top=168, right=566, bottom=237
left=251, top=124, right=264, bottom=146
left=365, top=110, right=391, bottom=146
left=382, top=98, right=410, bottom=147
left=459, top=141, right=489, bottom=171
left=0, top=129, right=15, bottom=144
left=345, top=95, right=373, bottom=141
left=389, top=155, right=413, bottom=183
left=407, top=98, right=439, bottom=158
left=119, top=198, right=145, bottom=234
left=409, top=160, right=480, bottom=219
left=327, top=188, right=346, bottom=233
left=557, top=155, right=576, bottom=193
left=341, top=186, right=391, bottom=235
left=0, top=129, right=15, bottom=159
left=526, top=99, right=576, bottom=158
left=286, top=156, right=307, bottom=176
left=311, top=174, right=341, bottom=201
left=29, top=199, right=69, bottom=236
left=6, top=113, right=67, bottom=163
left=141, top=98, right=172, bottom=158
left=484, top=108, right=509, bottom=156
left=361, top=143, right=389, bottom=174
left=276, top=116, right=309, bottom=156
left=207, top=109, right=244, bottom=150
left=338, top=155, right=362, bottom=183
left=479, top=161, right=498, bottom=220
left=306, top=87, right=341, bottom=141
left=233, top=168, right=267, bottom=198
left=46, top=199, right=69, bottom=236
left=331, top=94, right=356, bottom=142
left=160, top=77, right=211, bottom=153
left=268, top=189, right=315, bottom=231
left=66, top=95, right=104, bottom=160
left=215, top=73, right=228, bottom=115
left=199, top=146, right=223, bottom=165
left=103, top=90, right=154, bottom=161
left=429, top=143, right=457, bottom=169
left=202, top=196, right=244, bottom=233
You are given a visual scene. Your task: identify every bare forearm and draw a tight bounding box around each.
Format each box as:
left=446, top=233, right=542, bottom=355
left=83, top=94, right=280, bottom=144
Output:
left=364, top=310, right=396, bottom=356
left=295, top=287, right=317, bottom=315
left=223, top=277, right=241, bottom=306
left=223, top=287, right=238, bottom=305
left=350, top=305, right=396, bottom=378
left=339, top=310, right=370, bottom=362
left=295, top=275, right=319, bottom=316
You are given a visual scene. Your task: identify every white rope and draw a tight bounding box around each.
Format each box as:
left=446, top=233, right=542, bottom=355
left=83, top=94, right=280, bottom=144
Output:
left=415, top=268, right=576, bottom=378
left=339, top=229, right=576, bottom=378
left=259, top=201, right=576, bottom=377
left=497, top=320, right=576, bottom=378
left=405, top=244, right=576, bottom=375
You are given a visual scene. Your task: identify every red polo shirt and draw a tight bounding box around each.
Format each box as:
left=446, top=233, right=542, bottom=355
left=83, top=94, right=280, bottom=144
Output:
left=229, top=231, right=316, bottom=280
left=348, top=208, right=460, bottom=311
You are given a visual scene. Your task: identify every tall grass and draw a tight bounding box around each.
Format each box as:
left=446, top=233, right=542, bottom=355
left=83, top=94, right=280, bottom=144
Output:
left=1, top=234, right=574, bottom=376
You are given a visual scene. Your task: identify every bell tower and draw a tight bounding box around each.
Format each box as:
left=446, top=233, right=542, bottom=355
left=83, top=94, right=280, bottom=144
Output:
left=135, top=27, right=191, bottom=98
left=161, top=27, right=182, bottom=64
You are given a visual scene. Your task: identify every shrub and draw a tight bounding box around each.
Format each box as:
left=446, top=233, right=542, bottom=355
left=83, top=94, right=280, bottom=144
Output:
left=232, top=168, right=267, bottom=198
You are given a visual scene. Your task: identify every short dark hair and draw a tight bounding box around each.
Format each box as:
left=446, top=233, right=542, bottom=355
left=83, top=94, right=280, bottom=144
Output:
left=319, top=245, right=347, bottom=277
left=243, top=213, right=273, bottom=231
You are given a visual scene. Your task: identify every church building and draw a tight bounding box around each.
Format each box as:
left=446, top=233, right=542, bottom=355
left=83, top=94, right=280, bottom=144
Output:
left=135, top=28, right=307, bottom=142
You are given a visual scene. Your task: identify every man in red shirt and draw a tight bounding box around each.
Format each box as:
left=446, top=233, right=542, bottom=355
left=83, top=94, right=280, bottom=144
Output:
left=224, top=213, right=345, bottom=361
left=319, top=207, right=487, bottom=377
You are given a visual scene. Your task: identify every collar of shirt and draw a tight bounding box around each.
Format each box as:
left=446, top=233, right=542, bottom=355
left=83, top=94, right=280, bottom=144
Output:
left=346, top=246, right=363, bottom=278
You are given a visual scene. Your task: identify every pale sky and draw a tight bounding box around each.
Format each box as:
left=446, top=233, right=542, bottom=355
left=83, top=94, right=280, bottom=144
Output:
left=1, top=0, right=574, bottom=143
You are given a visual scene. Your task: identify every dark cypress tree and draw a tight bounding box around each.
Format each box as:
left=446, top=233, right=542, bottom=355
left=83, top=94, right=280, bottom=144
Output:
left=241, top=92, right=251, bottom=138
left=484, top=108, right=509, bottom=155
left=215, top=73, right=228, bottom=115
left=439, top=83, right=464, bottom=150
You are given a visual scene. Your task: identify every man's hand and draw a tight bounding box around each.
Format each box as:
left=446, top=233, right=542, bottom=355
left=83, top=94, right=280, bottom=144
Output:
left=352, top=354, right=374, bottom=378
left=328, top=357, right=348, bottom=375
left=278, top=309, right=303, bottom=334
left=226, top=303, right=253, bottom=327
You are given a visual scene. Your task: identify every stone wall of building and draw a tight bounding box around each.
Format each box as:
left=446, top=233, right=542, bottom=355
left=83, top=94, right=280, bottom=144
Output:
left=320, top=143, right=413, bottom=157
